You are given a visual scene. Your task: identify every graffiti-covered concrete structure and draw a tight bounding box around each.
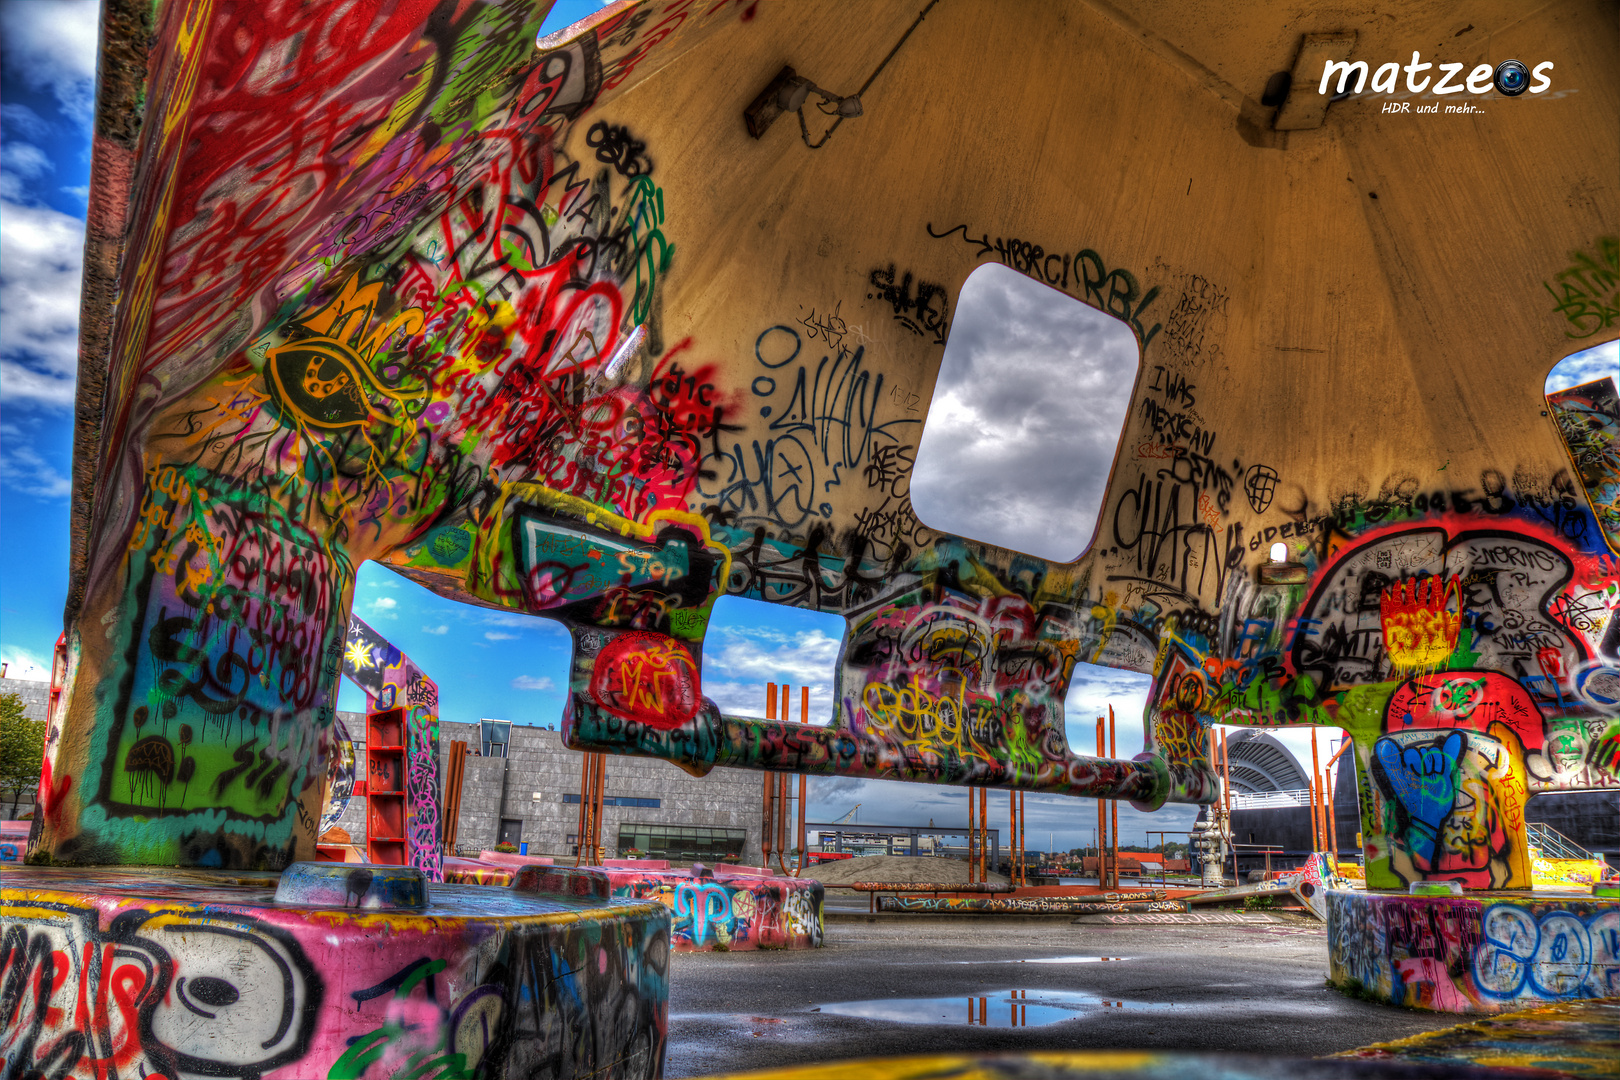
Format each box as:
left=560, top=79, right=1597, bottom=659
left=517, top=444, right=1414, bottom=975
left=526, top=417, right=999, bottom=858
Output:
left=35, top=0, right=1620, bottom=891
left=5, top=1, right=1620, bottom=1066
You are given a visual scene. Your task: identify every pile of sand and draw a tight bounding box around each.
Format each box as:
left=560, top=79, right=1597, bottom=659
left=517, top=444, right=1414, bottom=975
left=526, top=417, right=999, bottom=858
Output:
left=802, top=853, right=1009, bottom=886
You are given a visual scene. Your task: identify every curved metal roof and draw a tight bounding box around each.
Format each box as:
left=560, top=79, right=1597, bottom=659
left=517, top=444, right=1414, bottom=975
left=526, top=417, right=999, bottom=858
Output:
left=1225, top=730, right=1310, bottom=794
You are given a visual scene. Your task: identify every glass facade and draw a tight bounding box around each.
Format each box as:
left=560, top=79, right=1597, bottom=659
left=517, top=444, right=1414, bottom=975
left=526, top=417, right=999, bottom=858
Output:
left=618, top=822, right=747, bottom=861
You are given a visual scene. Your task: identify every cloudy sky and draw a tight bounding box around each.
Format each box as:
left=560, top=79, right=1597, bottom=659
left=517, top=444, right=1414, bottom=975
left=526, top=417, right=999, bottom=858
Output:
left=3, top=0, right=1616, bottom=851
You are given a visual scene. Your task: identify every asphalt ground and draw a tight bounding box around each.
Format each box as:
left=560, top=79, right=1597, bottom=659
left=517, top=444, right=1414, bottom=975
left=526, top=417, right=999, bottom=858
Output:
left=663, top=913, right=1463, bottom=1077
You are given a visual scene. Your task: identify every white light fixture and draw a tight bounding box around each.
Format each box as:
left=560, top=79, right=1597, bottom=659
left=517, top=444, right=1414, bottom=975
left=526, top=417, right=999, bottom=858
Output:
left=1270, top=542, right=1288, bottom=562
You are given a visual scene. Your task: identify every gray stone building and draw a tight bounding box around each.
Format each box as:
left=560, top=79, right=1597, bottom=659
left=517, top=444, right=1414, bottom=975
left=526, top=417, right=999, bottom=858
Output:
left=329, top=714, right=768, bottom=865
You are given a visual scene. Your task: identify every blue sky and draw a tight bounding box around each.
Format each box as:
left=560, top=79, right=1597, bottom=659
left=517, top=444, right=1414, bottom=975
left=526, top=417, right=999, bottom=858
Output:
left=3, top=0, right=1616, bottom=849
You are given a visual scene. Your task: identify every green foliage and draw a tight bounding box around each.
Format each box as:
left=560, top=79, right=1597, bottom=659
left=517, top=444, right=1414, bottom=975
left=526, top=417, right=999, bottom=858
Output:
left=494, top=841, right=519, bottom=853
left=0, top=693, right=45, bottom=815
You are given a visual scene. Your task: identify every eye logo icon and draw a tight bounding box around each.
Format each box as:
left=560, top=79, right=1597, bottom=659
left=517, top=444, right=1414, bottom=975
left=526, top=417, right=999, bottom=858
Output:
left=1244, top=464, right=1279, bottom=514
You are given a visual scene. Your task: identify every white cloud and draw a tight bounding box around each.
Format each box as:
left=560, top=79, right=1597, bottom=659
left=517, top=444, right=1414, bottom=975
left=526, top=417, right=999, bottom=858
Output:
left=910, top=263, right=1139, bottom=561
left=0, top=104, right=51, bottom=142
left=0, top=440, right=71, bottom=498
left=485, top=631, right=518, bottom=641
left=1547, top=340, right=1619, bottom=394
left=705, top=678, right=837, bottom=723
left=1, top=142, right=53, bottom=181
left=1, top=198, right=84, bottom=405
left=707, top=629, right=841, bottom=685
left=0, top=1, right=101, bottom=128
left=370, top=596, right=397, bottom=610
left=0, top=646, right=51, bottom=681
left=481, top=611, right=544, bottom=629
left=511, top=675, right=555, bottom=691
left=422, top=624, right=449, bottom=635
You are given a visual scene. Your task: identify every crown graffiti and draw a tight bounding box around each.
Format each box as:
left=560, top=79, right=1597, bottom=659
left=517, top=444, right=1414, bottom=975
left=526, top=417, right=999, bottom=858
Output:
left=1380, top=574, right=1462, bottom=672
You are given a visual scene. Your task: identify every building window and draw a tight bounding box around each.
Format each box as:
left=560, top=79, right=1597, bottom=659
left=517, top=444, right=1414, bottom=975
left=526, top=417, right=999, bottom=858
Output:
left=618, top=823, right=746, bottom=862
left=562, top=795, right=661, bottom=808
left=481, top=718, right=511, bottom=759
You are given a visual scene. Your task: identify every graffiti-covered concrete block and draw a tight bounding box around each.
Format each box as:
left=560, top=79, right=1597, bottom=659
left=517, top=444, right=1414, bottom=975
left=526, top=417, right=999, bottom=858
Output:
left=0, top=864, right=670, bottom=1079
left=1327, top=888, right=1620, bottom=1013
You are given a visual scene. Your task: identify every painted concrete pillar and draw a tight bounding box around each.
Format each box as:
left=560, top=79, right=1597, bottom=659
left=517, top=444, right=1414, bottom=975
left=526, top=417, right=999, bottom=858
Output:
left=33, top=460, right=355, bottom=869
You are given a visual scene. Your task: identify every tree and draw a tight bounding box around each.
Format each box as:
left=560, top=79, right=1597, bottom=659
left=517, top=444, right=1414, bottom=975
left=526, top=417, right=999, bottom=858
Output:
left=0, top=694, right=45, bottom=817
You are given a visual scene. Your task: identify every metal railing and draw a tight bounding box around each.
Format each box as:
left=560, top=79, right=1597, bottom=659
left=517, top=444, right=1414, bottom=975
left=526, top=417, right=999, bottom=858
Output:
left=1527, top=822, right=1597, bottom=862
left=1229, top=788, right=1313, bottom=809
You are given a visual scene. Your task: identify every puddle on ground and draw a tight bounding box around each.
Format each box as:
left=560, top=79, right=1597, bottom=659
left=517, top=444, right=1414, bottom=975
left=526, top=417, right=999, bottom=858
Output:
left=816, top=989, right=1175, bottom=1027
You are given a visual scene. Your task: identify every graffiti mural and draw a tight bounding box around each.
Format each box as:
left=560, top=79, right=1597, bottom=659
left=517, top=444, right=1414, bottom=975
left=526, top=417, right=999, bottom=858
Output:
left=0, top=866, right=670, bottom=1080
left=1549, top=377, right=1620, bottom=549
left=1328, top=889, right=1620, bottom=1014
left=609, top=865, right=823, bottom=952
left=320, top=713, right=357, bottom=834
left=342, top=616, right=442, bottom=880
left=34, top=0, right=1620, bottom=908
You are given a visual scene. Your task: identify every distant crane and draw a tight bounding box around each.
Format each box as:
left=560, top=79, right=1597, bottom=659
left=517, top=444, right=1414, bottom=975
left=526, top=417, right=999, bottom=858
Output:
left=831, top=803, right=861, bottom=825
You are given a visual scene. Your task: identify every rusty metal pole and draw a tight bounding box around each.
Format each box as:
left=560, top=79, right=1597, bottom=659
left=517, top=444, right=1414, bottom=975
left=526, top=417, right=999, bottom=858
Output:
left=1096, top=717, right=1105, bottom=887
left=1219, top=727, right=1235, bottom=883
left=574, top=749, right=591, bottom=866
left=1020, top=791, right=1027, bottom=884
left=1310, top=727, right=1322, bottom=854
left=777, top=772, right=789, bottom=874
left=1008, top=789, right=1017, bottom=886
left=1326, top=762, right=1339, bottom=862
left=967, top=786, right=977, bottom=883
left=589, top=748, right=602, bottom=867
left=796, top=773, right=807, bottom=876
left=1109, top=705, right=1119, bottom=889
left=762, top=770, right=775, bottom=870
left=979, top=786, right=988, bottom=881
left=762, top=683, right=777, bottom=869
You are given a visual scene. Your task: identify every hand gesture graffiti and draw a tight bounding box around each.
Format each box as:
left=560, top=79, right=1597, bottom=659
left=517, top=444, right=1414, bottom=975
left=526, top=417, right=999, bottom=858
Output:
left=1374, top=730, right=1465, bottom=872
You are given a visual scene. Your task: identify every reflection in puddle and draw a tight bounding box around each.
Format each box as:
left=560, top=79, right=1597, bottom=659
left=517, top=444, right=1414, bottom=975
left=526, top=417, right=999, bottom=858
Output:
left=817, top=989, right=1175, bottom=1027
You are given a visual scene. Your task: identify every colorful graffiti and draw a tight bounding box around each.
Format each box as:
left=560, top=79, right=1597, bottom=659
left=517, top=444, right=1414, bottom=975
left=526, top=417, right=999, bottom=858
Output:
left=440, top=857, right=824, bottom=952
left=1549, top=377, right=1620, bottom=548
left=608, top=865, right=822, bottom=952
left=40, top=0, right=1620, bottom=902
left=342, top=616, right=442, bottom=879
left=0, top=865, right=670, bottom=1079
left=319, top=713, right=357, bottom=834
left=1327, top=889, right=1620, bottom=1014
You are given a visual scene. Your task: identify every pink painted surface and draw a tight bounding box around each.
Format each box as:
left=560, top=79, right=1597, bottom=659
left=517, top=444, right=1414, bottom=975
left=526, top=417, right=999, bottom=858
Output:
left=0, top=820, right=26, bottom=863
left=478, top=851, right=556, bottom=867
left=712, top=863, right=774, bottom=876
